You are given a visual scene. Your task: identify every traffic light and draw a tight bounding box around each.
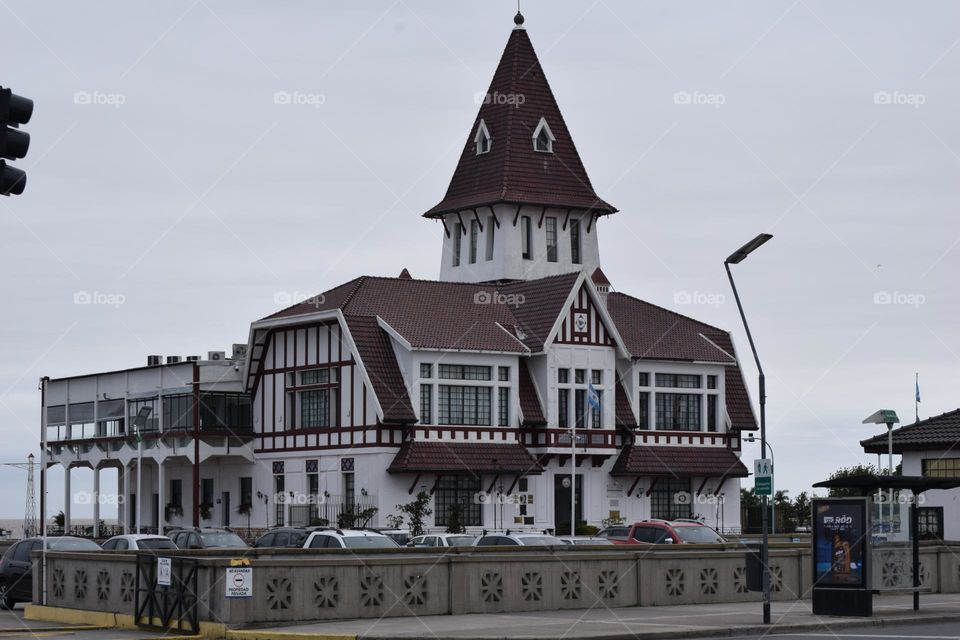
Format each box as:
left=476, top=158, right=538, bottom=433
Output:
left=0, top=86, right=34, bottom=196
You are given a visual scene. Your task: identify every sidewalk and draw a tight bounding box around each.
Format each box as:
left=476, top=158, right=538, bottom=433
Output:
left=228, top=593, right=960, bottom=640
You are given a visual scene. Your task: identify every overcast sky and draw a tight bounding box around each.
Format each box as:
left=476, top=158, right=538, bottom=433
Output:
left=1, top=1, right=959, bottom=520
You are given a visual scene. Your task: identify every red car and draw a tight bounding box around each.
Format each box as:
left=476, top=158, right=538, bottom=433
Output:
left=597, top=519, right=725, bottom=545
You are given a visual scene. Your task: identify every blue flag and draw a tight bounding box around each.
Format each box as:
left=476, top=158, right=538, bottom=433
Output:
left=916, top=379, right=921, bottom=403
left=587, top=383, right=601, bottom=409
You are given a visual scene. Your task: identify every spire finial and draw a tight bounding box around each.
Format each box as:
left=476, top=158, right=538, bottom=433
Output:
left=514, top=1, right=524, bottom=28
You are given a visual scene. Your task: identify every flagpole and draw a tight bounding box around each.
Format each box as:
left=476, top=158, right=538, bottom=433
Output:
left=915, top=372, right=919, bottom=423
left=570, top=420, right=576, bottom=538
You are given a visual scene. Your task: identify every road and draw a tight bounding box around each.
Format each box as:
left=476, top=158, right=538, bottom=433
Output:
left=694, top=622, right=960, bottom=639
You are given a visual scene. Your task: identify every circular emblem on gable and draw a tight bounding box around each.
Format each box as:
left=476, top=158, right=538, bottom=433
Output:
left=574, top=312, right=588, bottom=332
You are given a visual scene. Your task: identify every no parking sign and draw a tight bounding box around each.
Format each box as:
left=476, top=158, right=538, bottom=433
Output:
left=225, top=558, right=252, bottom=598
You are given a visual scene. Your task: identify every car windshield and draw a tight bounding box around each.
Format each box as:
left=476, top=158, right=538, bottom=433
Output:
left=446, top=536, right=475, bottom=546
left=343, top=536, right=399, bottom=549
left=673, top=526, right=724, bottom=544
left=48, top=538, right=101, bottom=551
left=200, top=532, right=247, bottom=548
left=138, top=538, right=178, bottom=550
left=518, top=536, right=561, bottom=545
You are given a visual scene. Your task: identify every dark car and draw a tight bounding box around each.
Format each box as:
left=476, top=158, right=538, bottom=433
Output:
left=598, top=520, right=726, bottom=545
left=253, top=528, right=309, bottom=548
left=0, top=537, right=100, bottom=608
left=168, top=527, right=247, bottom=550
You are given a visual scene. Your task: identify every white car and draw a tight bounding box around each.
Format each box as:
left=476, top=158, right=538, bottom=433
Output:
left=557, top=536, right=615, bottom=546
left=408, top=533, right=476, bottom=548
left=473, top=532, right=563, bottom=546
left=101, top=534, right=178, bottom=551
left=303, top=529, right=400, bottom=550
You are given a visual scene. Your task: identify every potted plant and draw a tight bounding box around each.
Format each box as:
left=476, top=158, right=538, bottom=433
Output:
left=165, top=503, right=183, bottom=521
left=199, top=502, right=213, bottom=521
left=236, top=501, right=253, bottom=534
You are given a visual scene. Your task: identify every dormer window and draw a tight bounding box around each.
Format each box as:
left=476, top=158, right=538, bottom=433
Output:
left=474, top=119, right=492, bottom=155
left=532, top=117, right=555, bottom=153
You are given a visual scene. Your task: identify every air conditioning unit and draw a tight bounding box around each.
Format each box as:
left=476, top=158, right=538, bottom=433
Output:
left=147, top=355, right=162, bottom=366
left=185, top=355, right=201, bottom=362
left=166, top=356, right=182, bottom=364
left=231, top=343, right=248, bottom=361
left=208, top=351, right=226, bottom=361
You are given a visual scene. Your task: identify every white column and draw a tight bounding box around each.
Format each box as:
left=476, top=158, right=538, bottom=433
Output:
left=119, top=465, right=128, bottom=534
left=63, top=466, right=71, bottom=531
left=93, top=467, right=100, bottom=538
left=158, top=460, right=165, bottom=534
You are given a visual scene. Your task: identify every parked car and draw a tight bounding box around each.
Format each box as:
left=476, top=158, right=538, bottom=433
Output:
left=408, top=533, right=477, bottom=547
left=253, top=528, right=309, bottom=548
left=0, top=537, right=100, bottom=608
left=101, top=534, right=178, bottom=551
left=168, top=527, right=248, bottom=550
left=303, top=529, right=400, bottom=550
left=473, top=532, right=563, bottom=546
left=373, top=528, right=411, bottom=546
left=557, top=536, right=615, bottom=546
left=598, top=520, right=726, bottom=545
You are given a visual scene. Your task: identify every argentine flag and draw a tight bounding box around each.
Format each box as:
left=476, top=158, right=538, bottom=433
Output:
left=587, top=383, right=601, bottom=409
left=916, top=379, right=921, bottom=403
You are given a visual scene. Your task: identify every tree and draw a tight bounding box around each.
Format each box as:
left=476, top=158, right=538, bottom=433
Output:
left=385, top=514, right=404, bottom=530
left=792, top=491, right=812, bottom=528
left=740, top=487, right=760, bottom=508
left=825, top=464, right=880, bottom=497
left=397, top=492, right=433, bottom=537
left=445, top=503, right=465, bottom=534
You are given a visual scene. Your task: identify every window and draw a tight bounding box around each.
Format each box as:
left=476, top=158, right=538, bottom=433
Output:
left=575, top=369, right=585, bottom=384
left=201, top=479, right=214, bottom=506
left=469, top=219, right=479, bottom=264
left=656, top=393, right=701, bottom=431
left=300, top=390, right=331, bottom=428
left=420, top=384, right=432, bottom=424
left=656, top=373, right=702, bottom=389
left=521, top=216, right=533, bottom=260
left=435, top=475, right=482, bottom=527
left=638, top=372, right=650, bottom=387
left=707, top=375, right=718, bottom=390
left=498, top=388, right=509, bottom=426
left=438, top=386, right=491, bottom=426
left=498, top=366, right=510, bottom=382
left=170, top=479, right=183, bottom=509
left=545, top=217, right=558, bottom=262
left=453, top=223, right=462, bottom=266
left=638, top=392, right=650, bottom=429
left=239, top=477, right=252, bottom=508
left=343, top=472, right=355, bottom=509
left=570, top=218, right=581, bottom=264
left=293, top=368, right=338, bottom=429
left=475, top=119, right=491, bottom=155
left=707, top=395, right=718, bottom=432
left=486, top=215, right=495, bottom=261
left=532, top=117, right=555, bottom=153
left=274, top=475, right=285, bottom=526
left=420, top=363, right=432, bottom=378
left=591, top=389, right=602, bottom=429
left=558, top=368, right=569, bottom=384
left=917, top=507, right=944, bottom=540
left=574, top=389, right=586, bottom=428
left=650, top=478, right=692, bottom=520
left=922, top=458, right=960, bottom=478
left=439, top=364, right=491, bottom=380
left=558, top=388, right=569, bottom=428
left=591, top=370, right=602, bottom=385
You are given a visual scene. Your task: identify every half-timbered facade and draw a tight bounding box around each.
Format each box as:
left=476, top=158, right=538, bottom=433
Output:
left=42, top=14, right=756, bottom=535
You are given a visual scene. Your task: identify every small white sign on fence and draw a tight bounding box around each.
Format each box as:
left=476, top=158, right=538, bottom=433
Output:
left=157, top=557, right=171, bottom=587
left=225, top=566, right=252, bottom=598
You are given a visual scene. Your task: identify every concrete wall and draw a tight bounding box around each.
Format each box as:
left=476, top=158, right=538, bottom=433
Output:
left=34, top=543, right=960, bottom=627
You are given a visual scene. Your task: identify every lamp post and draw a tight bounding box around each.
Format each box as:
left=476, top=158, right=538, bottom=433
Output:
left=863, top=409, right=899, bottom=532
left=725, top=232, right=773, bottom=625
left=745, top=434, right=776, bottom=534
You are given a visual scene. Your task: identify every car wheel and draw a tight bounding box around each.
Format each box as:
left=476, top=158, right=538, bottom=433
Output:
left=0, top=581, right=13, bottom=610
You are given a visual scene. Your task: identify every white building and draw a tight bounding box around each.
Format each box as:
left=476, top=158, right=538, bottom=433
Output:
left=42, top=15, right=757, bottom=537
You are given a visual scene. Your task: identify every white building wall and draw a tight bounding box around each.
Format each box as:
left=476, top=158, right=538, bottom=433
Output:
left=902, top=451, right=960, bottom=540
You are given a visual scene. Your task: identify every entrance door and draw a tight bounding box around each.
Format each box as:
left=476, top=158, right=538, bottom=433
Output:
left=553, top=473, right=583, bottom=535
left=129, top=494, right=137, bottom=529
left=222, top=492, right=230, bottom=527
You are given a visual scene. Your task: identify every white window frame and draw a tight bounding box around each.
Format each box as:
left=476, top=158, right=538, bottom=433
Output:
left=532, top=117, right=555, bottom=153
left=475, top=119, right=492, bottom=155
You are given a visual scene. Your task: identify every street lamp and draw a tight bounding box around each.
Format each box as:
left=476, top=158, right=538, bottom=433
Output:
left=744, top=434, right=776, bottom=534
left=725, top=232, right=773, bottom=625
left=863, top=409, right=899, bottom=533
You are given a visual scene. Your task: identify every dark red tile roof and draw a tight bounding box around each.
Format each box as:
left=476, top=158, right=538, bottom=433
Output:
left=500, top=272, right=581, bottom=351
left=591, top=267, right=611, bottom=286
left=423, top=28, right=615, bottom=219
left=518, top=360, right=545, bottom=426
left=388, top=440, right=543, bottom=474
left=343, top=315, right=417, bottom=424
left=615, top=380, right=637, bottom=430
left=861, top=409, right=960, bottom=454
left=611, top=445, right=749, bottom=478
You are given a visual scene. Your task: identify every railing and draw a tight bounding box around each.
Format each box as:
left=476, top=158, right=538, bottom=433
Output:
left=287, top=496, right=378, bottom=528
left=45, top=524, right=126, bottom=539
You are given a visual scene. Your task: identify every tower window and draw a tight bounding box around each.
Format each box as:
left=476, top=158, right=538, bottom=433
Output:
left=545, top=217, right=557, bottom=262
left=452, top=222, right=462, bottom=266
left=485, top=215, right=495, bottom=261
left=532, top=117, right=555, bottom=153
left=570, top=218, right=581, bottom=264
left=521, top=216, right=533, bottom=260
left=475, top=119, right=492, bottom=155
left=469, top=219, right=479, bottom=264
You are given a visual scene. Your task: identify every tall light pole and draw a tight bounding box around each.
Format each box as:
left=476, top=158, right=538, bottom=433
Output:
left=725, top=232, right=773, bottom=625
